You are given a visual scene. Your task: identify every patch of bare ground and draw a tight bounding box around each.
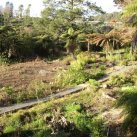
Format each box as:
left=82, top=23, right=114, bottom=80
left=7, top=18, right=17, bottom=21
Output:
left=0, top=59, right=66, bottom=90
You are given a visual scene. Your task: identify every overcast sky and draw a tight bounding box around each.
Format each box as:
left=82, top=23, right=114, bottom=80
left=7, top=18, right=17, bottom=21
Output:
left=0, top=0, right=121, bottom=16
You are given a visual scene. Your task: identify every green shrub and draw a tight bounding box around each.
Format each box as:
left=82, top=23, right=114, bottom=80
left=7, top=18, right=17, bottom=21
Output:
left=55, top=67, right=90, bottom=87
left=0, top=55, right=10, bottom=65
left=123, top=53, right=137, bottom=61
left=25, top=118, right=45, bottom=129
left=106, top=54, right=121, bottom=62
left=4, top=126, right=16, bottom=134
left=27, top=80, right=47, bottom=98
left=3, top=114, right=21, bottom=134
left=55, top=55, right=105, bottom=88
left=76, top=52, right=94, bottom=65
left=55, top=58, right=92, bottom=87
left=118, top=60, right=128, bottom=66
left=1, top=86, right=13, bottom=95
left=108, top=75, right=134, bottom=87
left=88, top=79, right=100, bottom=91
left=89, top=65, right=105, bottom=80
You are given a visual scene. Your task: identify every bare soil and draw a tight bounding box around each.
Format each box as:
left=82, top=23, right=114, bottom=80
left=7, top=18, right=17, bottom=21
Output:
left=0, top=59, right=66, bottom=90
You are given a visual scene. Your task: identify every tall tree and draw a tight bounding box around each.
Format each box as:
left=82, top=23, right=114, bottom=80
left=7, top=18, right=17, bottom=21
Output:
left=18, top=4, right=24, bottom=18
left=3, top=2, right=14, bottom=24
left=25, top=4, right=31, bottom=17
left=40, top=0, right=105, bottom=53
left=43, top=0, right=105, bottom=26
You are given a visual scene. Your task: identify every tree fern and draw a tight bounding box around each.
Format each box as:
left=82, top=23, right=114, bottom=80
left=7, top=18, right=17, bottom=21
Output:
left=88, top=30, right=124, bottom=55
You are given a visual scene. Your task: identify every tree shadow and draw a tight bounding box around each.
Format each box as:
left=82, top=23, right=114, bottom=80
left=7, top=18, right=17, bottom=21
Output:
left=1, top=129, right=58, bottom=137
left=116, top=87, right=137, bottom=136
left=1, top=128, right=90, bottom=137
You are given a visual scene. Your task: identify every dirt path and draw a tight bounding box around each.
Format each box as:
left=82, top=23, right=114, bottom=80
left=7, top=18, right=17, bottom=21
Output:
left=0, top=64, right=137, bottom=115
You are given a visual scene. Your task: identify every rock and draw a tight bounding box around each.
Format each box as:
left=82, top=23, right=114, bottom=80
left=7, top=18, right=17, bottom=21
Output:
left=102, top=84, right=109, bottom=89
left=39, top=70, right=48, bottom=76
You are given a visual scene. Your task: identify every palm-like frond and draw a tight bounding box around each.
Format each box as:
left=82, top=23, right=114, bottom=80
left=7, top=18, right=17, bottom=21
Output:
left=87, top=30, right=125, bottom=52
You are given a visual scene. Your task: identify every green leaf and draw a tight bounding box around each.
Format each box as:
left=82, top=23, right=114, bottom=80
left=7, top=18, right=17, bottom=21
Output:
left=68, top=27, right=74, bottom=35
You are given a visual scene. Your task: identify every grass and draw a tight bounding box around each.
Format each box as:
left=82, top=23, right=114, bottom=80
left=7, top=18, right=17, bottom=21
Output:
left=106, top=51, right=137, bottom=65
left=0, top=81, right=53, bottom=106
left=117, top=86, right=137, bottom=135
left=1, top=51, right=137, bottom=136
left=55, top=53, right=106, bottom=88
left=0, top=88, right=107, bottom=137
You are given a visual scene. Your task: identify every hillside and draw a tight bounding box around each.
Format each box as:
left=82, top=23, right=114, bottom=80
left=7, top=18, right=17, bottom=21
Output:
left=0, top=52, right=137, bottom=137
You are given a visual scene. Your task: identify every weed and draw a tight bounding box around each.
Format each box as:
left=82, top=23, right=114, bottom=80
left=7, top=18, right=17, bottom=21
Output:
left=108, top=75, right=134, bottom=87
left=88, top=79, right=100, bottom=91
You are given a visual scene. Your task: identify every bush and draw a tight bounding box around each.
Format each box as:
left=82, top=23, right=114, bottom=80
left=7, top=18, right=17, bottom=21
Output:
left=55, top=56, right=95, bottom=88
left=55, top=54, right=105, bottom=88
left=55, top=66, right=90, bottom=87
left=3, top=114, right=21, bottom=134
left=108, top=75, right=134, bottom=87
left=88, top=79, right=100, bottom=91
left=0, top=55, right=10, bottom=65
left=123, top=53, right=137, bottom=61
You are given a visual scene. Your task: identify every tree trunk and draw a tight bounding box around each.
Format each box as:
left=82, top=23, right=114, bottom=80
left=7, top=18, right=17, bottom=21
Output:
left=87, top=42, right=90, bottom=52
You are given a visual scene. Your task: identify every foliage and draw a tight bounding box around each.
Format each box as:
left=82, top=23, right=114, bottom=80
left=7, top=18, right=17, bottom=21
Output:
left=0, top=55, right=10, bottom=65
left=113, top=0, right=131, bottom=6
left=88, top=79, right=100, bottom=91
left=89, top=30, right=124, bottom=54
left=55, top=53, right=105, bottom=88
left=64, top=103, right=106, bottom=137
left=108, top=75, right=134, bottom=87
left=122, top=0, right=137, bottom=18
left=60, top=27, right=82, bottom=54
left=55, top=63, right=90, bottom=87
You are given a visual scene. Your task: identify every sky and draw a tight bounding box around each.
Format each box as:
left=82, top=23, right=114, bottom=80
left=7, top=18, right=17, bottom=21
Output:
left=0, top=0, right=121, bottom=17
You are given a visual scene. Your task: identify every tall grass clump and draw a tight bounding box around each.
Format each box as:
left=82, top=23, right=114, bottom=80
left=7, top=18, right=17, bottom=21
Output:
left=55, top=53, right=93, bottom=88
left=55, top=52, right=106, bottom=88
left=55, top=61, right=89, bottom=88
